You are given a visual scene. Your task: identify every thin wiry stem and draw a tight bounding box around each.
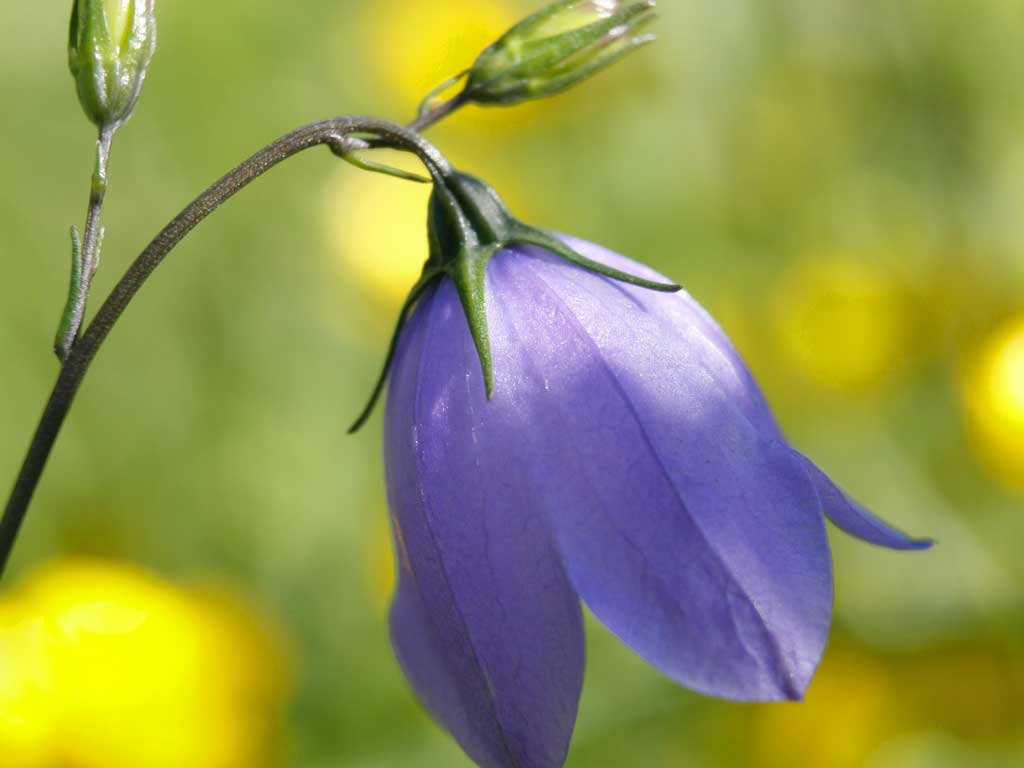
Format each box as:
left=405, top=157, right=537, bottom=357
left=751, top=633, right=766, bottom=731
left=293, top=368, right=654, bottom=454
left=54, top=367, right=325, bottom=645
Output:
left=0, top=116, right=451, bottom=577
left=409, top=91, right=468, bottom=134
left=55, top=125, right=114, bottom=361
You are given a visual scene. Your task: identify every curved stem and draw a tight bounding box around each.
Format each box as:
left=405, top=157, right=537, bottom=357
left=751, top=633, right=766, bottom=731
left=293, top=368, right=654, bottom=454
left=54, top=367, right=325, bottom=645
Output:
left=0, top=115, right=450, bottom=576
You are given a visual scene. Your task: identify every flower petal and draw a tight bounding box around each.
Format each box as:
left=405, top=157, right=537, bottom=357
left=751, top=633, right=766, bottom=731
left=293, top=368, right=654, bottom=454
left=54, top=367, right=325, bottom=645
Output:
left=384, top=284, right=585, bottom=768
left=550, top=235, right=930, bottom=553
left=497, top=244, right=834, bottom=701
left=793, top=452, right=934, bottom=551
left=553, top=234, right=787, bottom=442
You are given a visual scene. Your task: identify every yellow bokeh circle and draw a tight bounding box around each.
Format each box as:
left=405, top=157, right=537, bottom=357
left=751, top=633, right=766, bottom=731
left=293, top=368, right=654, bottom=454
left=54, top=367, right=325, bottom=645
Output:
left=323, top=157, right=532, bottom=310
left=354, top=0, right=549, bottom=134
left=963, top=314, right=1024, bottom=492
left=0, top=560, right=288, bottom=768
left=772, top=256, right=912, bottom=393
left=359, top=0, right=516, bottom=109
left=324, top=164, right=433, bottom=308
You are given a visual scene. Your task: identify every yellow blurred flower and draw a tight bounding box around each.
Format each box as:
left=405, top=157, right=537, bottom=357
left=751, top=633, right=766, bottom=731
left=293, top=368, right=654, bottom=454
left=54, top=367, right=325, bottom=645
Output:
left=0, top=596, right=53, bottom=768
left=772, top=256, right=913, bottom=393
left=962, top=313, right=1024, bottom=492
left=752, top=651, right=893, bottom=768
left=361, top=0, right=512, bottom=105
left=321, top=164, right=430, bottom=309
left=323, top=158, right=532, bottom=310
left=0, top=560, right=289, bottom=768
left=752, top=646, right=1024, bottom=767
left=324, top=163, right=433, bottom=309
left=355, top=0, right=548, bottom=134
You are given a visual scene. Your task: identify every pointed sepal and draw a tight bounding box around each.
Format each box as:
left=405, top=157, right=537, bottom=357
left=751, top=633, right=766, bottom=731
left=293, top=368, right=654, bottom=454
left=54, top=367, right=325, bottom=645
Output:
left=513, top=227, right=680, bottom=293
left=54, top=226, right=85, bottom=362
left=338, top=149, right=432, bottom=184
left=349, top=270, right=443, bottom=433
left=449, top=245, right=500, bottom=399
left=350, top=166, right=683, bottom=429
left=425, top=169, right=680, bottom=402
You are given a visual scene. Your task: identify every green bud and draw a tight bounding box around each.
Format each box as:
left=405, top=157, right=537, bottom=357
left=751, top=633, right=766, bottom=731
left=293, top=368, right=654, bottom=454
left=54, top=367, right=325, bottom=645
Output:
left=68, top=0, right=157, bottom=129
left=462, top=0, right=657, bottom=107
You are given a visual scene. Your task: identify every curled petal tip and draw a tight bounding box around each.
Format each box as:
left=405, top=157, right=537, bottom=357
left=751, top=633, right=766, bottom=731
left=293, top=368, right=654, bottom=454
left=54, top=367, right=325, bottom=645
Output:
left=796, top=452, right=933, bottom=551
left=781, top=670, right=808, bottom=702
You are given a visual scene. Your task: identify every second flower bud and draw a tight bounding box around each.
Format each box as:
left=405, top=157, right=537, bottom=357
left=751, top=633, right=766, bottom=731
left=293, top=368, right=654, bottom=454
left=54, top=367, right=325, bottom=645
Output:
left=68, top=0, right=157, bottom=130
left=462, top=0, right=657, bottom=106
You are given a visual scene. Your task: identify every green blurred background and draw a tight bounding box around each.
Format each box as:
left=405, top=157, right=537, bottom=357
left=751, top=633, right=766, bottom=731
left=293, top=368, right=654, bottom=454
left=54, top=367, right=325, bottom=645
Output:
left=1, top=1, right=1022, bottom=766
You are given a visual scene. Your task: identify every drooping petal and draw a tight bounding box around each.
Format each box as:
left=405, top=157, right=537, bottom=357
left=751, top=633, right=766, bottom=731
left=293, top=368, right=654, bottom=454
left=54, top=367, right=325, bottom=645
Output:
left=384, top=284, right=585, bottom=768
left=793, top=452, right=934, bottom=551
left=496, top=243, right=835, bottom=701
left=553, top=235, right=932, bottom=550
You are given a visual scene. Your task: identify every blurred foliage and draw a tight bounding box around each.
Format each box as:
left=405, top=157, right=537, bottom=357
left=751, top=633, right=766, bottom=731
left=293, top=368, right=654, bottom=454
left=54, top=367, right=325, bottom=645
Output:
left=0, top=0, right=1021, bottom=766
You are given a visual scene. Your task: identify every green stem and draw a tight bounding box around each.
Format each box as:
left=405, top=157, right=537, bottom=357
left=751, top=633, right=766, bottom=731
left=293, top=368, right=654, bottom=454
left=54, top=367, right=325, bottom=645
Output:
left=55, top=125, right=115, bottom=361
left=409, top=91, right=468, bottom=133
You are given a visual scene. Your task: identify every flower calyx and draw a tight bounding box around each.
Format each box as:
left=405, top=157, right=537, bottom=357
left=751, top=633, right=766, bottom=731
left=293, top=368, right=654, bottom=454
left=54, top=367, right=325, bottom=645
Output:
left=461, top=0, right=658, bottom=107
left=68, top=0, right=157, bottom=130
left=348, top=169, right=679, bottom=433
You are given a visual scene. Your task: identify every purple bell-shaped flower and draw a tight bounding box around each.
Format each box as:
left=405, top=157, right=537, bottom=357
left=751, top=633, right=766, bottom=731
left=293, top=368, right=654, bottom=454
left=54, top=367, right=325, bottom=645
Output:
left=352, top=170, right=931, bottom=768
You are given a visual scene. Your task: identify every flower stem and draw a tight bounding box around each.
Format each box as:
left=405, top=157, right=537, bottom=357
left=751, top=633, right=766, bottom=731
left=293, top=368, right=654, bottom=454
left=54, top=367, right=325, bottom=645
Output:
left=0, top=115, right=452, bottom=577
left=409, top=91, right=468, bottom=133
left=55, top=125, right=115, bottom=361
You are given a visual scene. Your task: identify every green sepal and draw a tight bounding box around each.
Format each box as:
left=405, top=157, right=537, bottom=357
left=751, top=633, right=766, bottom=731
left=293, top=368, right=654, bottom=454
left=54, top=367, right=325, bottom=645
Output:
left=436, top=171, right=679, bottom=293
left=54, top=226, right=84, bottom=362
left=510, top=227, right=680, bottom=293
left=417, top=70, right=469, bottom=118
left=525, top=30, right=657, bottom=102
left=348, top=269, right=444, bottom=434
left=449, top=244, right=500, bottom=398
left=462, top=0, right=658, bottom=107
left=338, top=150, right=432, bottom=184
left=427, top=170, right=679, bottom=399
left=349, top=166, right=680, bottom=430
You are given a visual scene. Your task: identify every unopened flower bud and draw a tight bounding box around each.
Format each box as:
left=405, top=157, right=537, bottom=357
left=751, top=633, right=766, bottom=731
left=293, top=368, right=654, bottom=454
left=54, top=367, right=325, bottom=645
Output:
left=463, top=0, right=657, bottom=106
left=68, top=0, right=157, bottom=130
